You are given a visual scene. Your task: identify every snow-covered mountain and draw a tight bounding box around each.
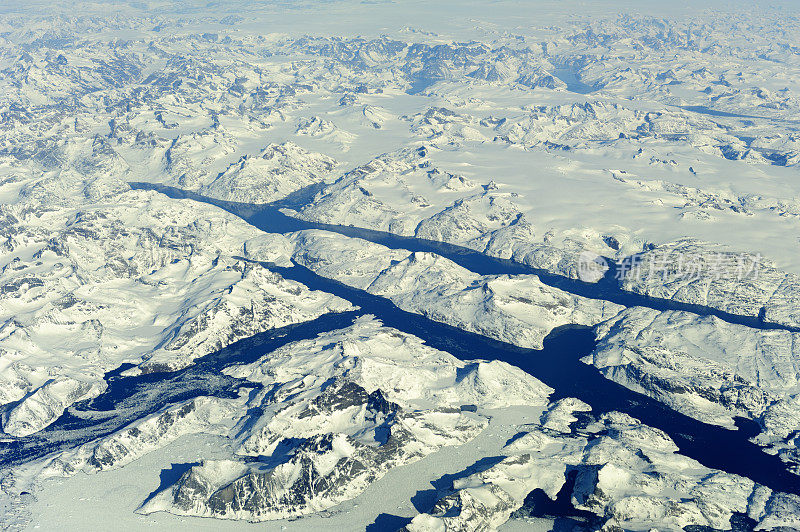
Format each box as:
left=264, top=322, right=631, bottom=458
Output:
left=3, top=1, right=800, bottom=530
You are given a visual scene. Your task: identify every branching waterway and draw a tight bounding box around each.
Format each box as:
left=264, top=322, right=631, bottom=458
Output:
left=0, top=312, right=361, bottom=468
left=260, top=259, right=800, bottom=496
left=130, top=183, right=800, bottom=494
left=4, top=182, right=799, bottom=501
left=130, top=182, right=800, bottom=334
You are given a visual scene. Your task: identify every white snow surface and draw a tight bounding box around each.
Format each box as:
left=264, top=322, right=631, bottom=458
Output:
left=286, top=229, right=624, bottom=349
left=3, top=0, right=800, bottom=530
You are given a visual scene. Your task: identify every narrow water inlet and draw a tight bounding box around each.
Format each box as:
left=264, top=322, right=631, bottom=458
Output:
left=16, top=181, right=791, bottom=498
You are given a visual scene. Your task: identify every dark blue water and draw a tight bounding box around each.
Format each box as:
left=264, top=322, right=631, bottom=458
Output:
left=259, top=260, right=800, bottom=495
left=0, top=312, right=360, bottom=467
left=129, top=182, right=800, bottom=334
left=124, top=184, right=800, bottom=495
left=5, top=182, right=797, bottom=500
left=5, top=258, right=799, bottom=497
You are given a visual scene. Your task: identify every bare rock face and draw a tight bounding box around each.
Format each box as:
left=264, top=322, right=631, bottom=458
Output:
left=584, top=306, right=800, bottom=471
left=407, top=407, right=795, bottom=531
left=5, top=5, right=800, bottom=531
left=138, top=318, right=554, bottom=520
left=160, top=403, right=478, bottom=520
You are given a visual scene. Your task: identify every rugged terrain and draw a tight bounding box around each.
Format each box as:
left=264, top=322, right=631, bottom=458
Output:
left=2, top=1, right=800, bottom=530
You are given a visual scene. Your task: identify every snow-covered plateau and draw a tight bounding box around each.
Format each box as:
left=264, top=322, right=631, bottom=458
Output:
left=3, top=0, right=800, bottom=530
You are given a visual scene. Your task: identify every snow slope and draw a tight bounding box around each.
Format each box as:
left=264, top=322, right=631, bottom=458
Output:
left=3, top=1, right=800, bottom=529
